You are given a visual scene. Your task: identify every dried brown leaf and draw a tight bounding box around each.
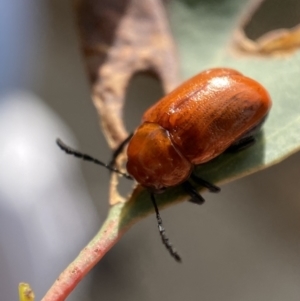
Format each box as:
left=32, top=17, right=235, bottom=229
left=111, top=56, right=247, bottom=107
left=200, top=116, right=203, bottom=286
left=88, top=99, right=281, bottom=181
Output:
left=234, top=24, right=300, bottom=55
left=74, top=0, right=180, bottom=147
left=74, top=0, right=180, bottom=205
left=232, top=0, right=300, bottom=56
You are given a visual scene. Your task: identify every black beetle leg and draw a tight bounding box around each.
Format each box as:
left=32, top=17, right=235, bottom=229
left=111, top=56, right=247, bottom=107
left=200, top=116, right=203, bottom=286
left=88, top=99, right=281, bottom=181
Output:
left=190, top=174, right=220, bottom=193
left=182, top=181, right=205, bottom=205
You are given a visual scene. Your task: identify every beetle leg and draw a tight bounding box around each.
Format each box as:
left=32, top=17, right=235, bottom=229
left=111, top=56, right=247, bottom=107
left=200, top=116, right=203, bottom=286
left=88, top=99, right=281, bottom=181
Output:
left=150, top=193, right=182, bottom=262
left=182, top=181, right=205, bottom=205
left=190, top=174, right=220, bottom=193
left=226, top=136, right=256, bottom=153
left=108, top=133, right=133, bottom=167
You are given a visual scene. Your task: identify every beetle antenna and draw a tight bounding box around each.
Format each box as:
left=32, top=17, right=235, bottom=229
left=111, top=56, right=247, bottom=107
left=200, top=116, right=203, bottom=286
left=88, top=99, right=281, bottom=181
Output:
left=56, top=138, right=133, bottom=180
left=150, top=193, right=182, bottom=262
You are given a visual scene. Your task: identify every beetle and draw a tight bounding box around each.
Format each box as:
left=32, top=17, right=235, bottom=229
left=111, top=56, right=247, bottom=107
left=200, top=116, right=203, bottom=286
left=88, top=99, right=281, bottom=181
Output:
left=57, top=68, right=272, bottom=262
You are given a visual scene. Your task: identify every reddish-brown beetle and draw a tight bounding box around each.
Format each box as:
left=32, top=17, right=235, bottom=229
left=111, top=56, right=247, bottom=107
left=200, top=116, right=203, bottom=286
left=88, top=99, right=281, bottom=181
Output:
left=127, top=68, right=271, bottom=191
left=57, top=68, right=272, bottom=262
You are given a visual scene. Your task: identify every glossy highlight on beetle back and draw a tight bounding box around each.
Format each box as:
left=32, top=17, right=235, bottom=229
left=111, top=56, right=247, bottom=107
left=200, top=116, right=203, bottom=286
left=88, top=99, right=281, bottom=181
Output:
left=127, top=68, right=272, bottom=191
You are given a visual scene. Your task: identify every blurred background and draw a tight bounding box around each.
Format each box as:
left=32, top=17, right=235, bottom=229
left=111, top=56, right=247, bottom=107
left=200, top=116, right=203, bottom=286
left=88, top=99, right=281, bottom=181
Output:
left=0, top=1, right=300, bottom=301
